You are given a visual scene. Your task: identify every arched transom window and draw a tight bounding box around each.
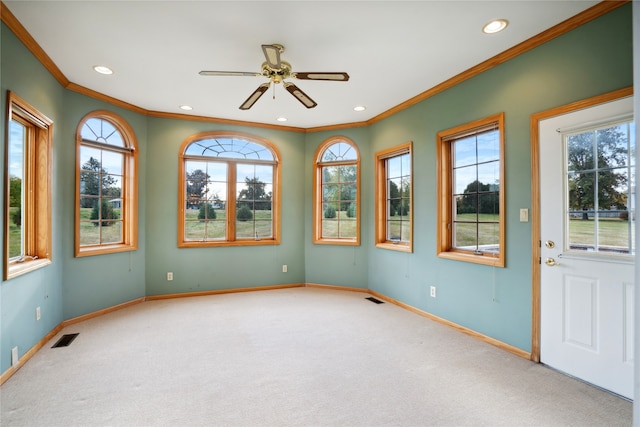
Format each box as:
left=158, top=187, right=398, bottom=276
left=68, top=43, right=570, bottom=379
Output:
left=313, top=137, right=360, bottom=245
left=179, top=132, right=280, bottom=247
left=75, top=111, right=138, bottom=257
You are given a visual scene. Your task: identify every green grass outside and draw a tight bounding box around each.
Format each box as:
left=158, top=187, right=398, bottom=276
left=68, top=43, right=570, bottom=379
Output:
left=569, top=217, right=634, bottom=248
left=322, top=210, right=357, bottom=239
left=454, top=213, right=499, bottom=247
left=8, top=207, right=21, bottom=258
left=79, top=207, right=122, bottom=245
left=184, top=208, right=273, bottom=240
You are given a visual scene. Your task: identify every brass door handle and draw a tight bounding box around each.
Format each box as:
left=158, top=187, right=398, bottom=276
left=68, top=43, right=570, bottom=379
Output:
left=545, top=257, right=560, bottom=267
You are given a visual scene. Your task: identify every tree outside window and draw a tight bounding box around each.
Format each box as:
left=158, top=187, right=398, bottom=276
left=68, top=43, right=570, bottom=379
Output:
left=75, top=111, right=138, bottom=257
left=437, top=113, right=505, bottom=267
left=313, top=138, right=360, bottom=245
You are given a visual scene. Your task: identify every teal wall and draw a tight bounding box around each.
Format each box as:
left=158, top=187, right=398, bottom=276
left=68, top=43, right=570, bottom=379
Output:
left=366, top=5, right=632, bottom=351
left=1, top=24, right=66, bottom=373
left=0, top=4, right=632, bottom=374
left=144, top=118, right=306, bottom=296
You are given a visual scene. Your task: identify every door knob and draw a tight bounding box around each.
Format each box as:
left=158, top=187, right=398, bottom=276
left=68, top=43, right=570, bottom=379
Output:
left=544, top=240, right=555, bottom=249
left=545, top=257, right=560, bottom=267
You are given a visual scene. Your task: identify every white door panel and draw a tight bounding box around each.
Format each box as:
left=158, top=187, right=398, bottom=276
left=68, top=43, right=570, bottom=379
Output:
left=540, top=96, right=634, bottom=399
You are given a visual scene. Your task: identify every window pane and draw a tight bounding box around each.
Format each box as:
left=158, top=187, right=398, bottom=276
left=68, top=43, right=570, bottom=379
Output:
left=596, top=125, right=630, bottom=168
left=101, top=221, right=123, bottom=244
left=478, top=223, right=499, bottom=250
left=81, top=118, right=124, bottom=147
left=478, top=192, right=499, bottom=216
left=567, top=132, right=595, bottom=172
left=387, top=156, right=403, bottom=179
left=477, top=161, right=499, bottom=190
left=456, top=194, right=477, bottom=218
left=102, top=175, right=122, bottom=199
left=454, top=165, right=477, bottom=195
left=342, top=183, right=357, bottom=203
left=101, top=150, right=123, bottom=175
left=339, top=165, right=357, bottom=183
left=477, top=130, right=500, bottom=163
left=323, top=166, right=340, bottom=183
left=322, top=141, right=357, bottom=162
left=8, top=120, right=25, bottom=259
left=339, top=218, right=357, bottom=239
left=186, top=138, right=274, bottom=160
left=454, top=136, right=476, bottom=168
left=79, top=221, right=101, bottom=246
left=454, top=222, right=477, bottom=249
left=254, top=165, right=273, bottom=184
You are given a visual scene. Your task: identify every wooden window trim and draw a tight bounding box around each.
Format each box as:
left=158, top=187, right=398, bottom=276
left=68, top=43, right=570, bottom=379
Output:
left=374, top=141, right=413, bottom=252
left=4, top=91, right=53, bottom=280
left=436, top=112, right=505, bottom=267
left=75, top=110, right=138, bottom=257
left=313, top=137, right=360, bottom=246
left=178, top=131, right=281, bottom=248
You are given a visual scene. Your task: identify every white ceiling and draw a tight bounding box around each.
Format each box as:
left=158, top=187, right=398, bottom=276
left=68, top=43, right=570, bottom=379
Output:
left=4, top=1, right=599, bottom=129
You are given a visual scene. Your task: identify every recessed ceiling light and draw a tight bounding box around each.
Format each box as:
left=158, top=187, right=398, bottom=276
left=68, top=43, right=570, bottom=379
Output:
left=179, top=105, right=193, bottom=111
left=353, top=105, right=366, bottom=112
left=276, top=117, right=288, bottom=122
left=93, top=65, right=113, bottom=75
left=482, top=19, right=508, bottom=34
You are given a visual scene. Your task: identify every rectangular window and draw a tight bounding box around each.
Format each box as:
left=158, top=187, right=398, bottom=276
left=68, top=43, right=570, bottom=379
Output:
left=375, top=142, right=412, bottom=252
left=437, top=113, right=505, bottom=267
left=565, top=119, right=635, bottom=255
left=4, top=91, right=53, bottom=280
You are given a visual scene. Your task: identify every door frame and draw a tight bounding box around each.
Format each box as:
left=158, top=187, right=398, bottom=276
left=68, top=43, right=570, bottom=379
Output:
left=529, top=86, right=633, bottom=362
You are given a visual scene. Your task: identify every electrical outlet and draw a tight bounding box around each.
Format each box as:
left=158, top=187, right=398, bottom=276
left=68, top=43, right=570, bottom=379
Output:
left=36, top=306, right=41, bottom=321
left=282, top=265, right=288, bottom=273
left=11, top=347, right=18, bottom=367
left=430, top=286, right=436, bottom=298
left=167, top=272, right=173, bottom=281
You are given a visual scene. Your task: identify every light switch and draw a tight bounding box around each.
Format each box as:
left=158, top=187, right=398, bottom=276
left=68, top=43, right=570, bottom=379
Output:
left=519, top=208, right=529, bottom=222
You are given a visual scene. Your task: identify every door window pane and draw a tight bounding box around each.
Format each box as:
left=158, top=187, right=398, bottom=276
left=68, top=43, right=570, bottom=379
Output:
left=565, top=121, right=635, bottom=255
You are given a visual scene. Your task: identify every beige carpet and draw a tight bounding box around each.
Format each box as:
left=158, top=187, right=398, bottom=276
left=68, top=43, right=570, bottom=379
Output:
left=1, top=287, right=632, bottom=426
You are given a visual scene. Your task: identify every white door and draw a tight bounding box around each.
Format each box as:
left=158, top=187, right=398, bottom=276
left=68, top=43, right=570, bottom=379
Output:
left=539, top=96, right=635, bottom=400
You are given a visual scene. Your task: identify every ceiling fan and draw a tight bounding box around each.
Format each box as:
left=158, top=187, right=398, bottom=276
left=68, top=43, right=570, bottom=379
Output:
left=199, top=44, right=349, bottom=110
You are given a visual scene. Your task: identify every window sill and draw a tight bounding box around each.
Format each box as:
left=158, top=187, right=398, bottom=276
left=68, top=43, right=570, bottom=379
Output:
left=376, top=242, right=412, bottom=253
left=179, top=239, right=280, bottom=248
left=5, top=258, right=52, bottom=281
left=438, top=250, right=504, bottom=267
left=313, top=238, right=359, bottom=246
left=76, top=243, right=137, bottom=258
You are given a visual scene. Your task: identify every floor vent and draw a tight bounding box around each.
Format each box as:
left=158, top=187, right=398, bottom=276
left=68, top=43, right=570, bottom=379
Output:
left=365, top=297, right=384, bottom=304
left=52, top=333, right=79, bottom=348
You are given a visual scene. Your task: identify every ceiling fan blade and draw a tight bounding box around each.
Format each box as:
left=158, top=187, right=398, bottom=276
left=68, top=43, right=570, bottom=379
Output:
left=294, top=72, right=350, bottom=82
left=283, top=82, right=317, bottom=109
left=239, top=83, right=270, bottom=110
left=199, top=71, right=262, bottom=77
left=261, top=44, right=282, bottom=70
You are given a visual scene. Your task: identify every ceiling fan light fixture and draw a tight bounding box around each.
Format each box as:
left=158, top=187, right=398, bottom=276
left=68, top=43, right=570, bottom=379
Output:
left=482, top=19, right=508, bottom=34
left=93, top=65, right=114, bottom=75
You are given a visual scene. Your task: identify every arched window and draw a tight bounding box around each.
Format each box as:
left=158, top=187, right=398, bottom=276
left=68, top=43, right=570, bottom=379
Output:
left=178, top=132, right=280, bottom=247
left=75, top=111, right=138, bottom=257
left=313, top=137, right=360, bottom=245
